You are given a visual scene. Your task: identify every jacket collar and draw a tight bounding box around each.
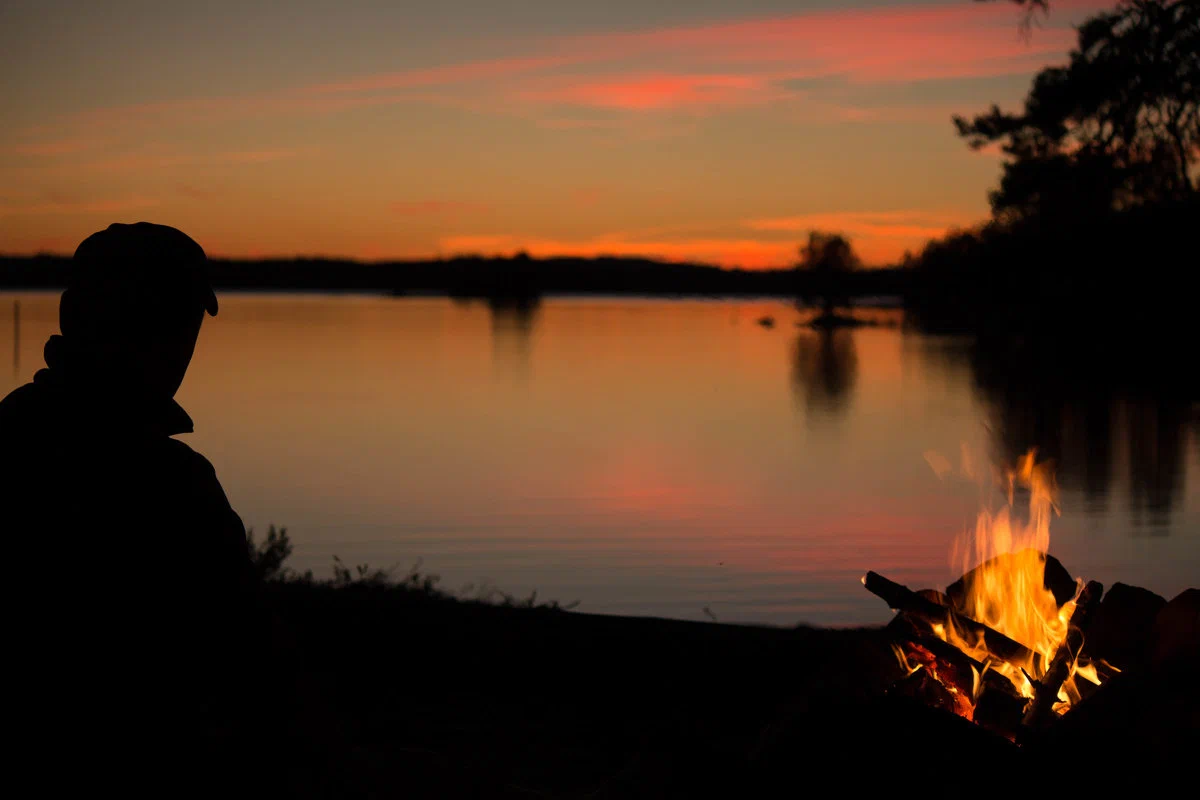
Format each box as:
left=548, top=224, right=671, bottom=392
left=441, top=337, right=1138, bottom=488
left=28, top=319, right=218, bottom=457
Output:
left=35, top=335, right=195, bottom=437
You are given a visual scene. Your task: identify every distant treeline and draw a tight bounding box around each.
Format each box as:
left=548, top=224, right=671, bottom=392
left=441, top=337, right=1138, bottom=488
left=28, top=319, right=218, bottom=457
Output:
left=0, top=252, right=913, bottom=301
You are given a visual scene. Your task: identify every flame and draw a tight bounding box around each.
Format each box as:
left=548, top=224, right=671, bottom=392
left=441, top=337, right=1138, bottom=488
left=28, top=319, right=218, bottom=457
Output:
left=909, top=450, right=1109, bottom=722
left=942, top=451, right=1075, bottom=701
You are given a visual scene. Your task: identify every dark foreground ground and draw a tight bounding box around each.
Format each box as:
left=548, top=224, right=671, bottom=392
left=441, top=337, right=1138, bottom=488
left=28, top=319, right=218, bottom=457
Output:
left=251, top=578, right=1198, bottom=799
left=263, top=581, right=898, bottom=797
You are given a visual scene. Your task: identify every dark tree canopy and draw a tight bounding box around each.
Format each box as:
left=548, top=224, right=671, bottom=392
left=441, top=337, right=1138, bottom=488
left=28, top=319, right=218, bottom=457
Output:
left=797, top=231, right=861, bottom=275
left=955, top=0, right=1199, bottom=220
left=795, top=231, right=861, bottom=314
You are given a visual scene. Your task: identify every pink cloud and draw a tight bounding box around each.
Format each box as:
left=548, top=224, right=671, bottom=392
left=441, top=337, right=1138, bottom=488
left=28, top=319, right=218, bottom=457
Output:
left=34, top=0, right=1109, bottom=134
left=555, top=1, right=1106, bottom=84
left=525, top=73, right=776, bottom=111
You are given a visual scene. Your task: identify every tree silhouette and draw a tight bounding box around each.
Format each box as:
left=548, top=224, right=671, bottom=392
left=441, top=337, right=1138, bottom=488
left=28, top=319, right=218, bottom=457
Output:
left=796, top=231, right=860, bottom=316
left=955, top=0, right=1199, bottom=221
left=790, top=329, right=859, bottom=421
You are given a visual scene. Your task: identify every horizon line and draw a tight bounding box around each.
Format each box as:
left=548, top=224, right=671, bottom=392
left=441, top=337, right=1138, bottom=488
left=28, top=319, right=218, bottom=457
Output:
left=0, top=249, right=912, bottom=271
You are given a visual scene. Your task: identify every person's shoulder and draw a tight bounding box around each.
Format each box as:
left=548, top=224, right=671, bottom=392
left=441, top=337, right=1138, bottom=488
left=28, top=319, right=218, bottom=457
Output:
left=0, top=383, right=48, bottom=434
left=160, top=436, right=220, bottom=479
left=159, top=438, right=242, bottom=521
left=0, top=382, right=43, bottom=416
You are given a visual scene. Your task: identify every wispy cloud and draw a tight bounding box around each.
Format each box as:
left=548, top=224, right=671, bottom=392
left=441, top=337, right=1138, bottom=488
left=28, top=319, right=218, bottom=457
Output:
left=520, top=73, right=780, bottom=111
left=561, top=3, right=1078, bottom=86
left=27, top=1, right=1108, bottom=134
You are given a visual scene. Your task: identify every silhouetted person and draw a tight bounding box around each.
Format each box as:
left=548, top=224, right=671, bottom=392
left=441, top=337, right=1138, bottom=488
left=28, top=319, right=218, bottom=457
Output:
left=0, top=223, right=259, bottom=789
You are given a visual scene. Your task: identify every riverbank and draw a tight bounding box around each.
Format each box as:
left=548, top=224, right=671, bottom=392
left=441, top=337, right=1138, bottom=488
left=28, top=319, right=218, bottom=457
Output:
left=240, top=531, right=902, bottom=795
left=254, top=550, right=1196, bottom=797
left=260, top=575, right=903, bottom=797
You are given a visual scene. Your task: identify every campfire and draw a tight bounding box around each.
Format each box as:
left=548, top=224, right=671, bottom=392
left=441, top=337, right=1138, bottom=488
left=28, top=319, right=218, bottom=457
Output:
left=862, top=450, right=1192, bottom=744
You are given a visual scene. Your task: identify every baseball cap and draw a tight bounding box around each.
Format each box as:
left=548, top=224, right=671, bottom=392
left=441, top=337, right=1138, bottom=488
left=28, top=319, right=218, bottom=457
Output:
left=71, top=222, right=219, bottom=317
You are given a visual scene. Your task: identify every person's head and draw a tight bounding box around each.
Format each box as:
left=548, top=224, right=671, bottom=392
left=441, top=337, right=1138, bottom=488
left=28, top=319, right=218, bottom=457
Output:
left=59, top=223, right=218, bottom=400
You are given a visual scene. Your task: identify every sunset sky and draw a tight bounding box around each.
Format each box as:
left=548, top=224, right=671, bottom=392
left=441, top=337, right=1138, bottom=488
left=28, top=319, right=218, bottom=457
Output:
left=1, top=0, right=1110, bottom=267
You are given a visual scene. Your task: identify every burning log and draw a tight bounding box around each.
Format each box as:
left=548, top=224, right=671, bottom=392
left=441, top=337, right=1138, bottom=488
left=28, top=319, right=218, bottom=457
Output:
left=1021, top=580, right=1103, bottom=731
left=888, top=661, right=973, bottom=718
left=863, top=571, right=1040, bottom=671
left=888, top=614, right=1023, bottom=699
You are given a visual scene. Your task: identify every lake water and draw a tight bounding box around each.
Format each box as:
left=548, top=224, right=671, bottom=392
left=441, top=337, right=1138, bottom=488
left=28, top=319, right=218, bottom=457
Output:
left=3, top=293, right=1197, bottom=625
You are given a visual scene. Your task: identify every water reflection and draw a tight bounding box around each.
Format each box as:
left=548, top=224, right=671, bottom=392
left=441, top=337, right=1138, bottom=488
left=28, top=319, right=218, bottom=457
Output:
left=1125, top=401, right=1188, bottom=530
left=489, top=297, right=541, bottom=380
left=790, top=329, right=858, bottom=420
left=965, top=338, right=1192, bottom=530
left=1, top=293, right=1194, bottom=625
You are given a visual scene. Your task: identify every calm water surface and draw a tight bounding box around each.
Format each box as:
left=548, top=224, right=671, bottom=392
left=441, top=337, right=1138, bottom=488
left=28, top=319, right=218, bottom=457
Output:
left=3, top=293, right=1196, bottom=625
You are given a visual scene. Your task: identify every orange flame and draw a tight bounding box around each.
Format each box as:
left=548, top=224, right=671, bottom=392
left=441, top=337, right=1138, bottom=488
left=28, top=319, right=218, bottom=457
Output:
left=921, top=450, right=1107, bottom=718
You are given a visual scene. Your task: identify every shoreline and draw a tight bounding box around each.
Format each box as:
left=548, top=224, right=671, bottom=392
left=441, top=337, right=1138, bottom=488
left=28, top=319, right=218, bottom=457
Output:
left=262, top=575, right=902, bottom=795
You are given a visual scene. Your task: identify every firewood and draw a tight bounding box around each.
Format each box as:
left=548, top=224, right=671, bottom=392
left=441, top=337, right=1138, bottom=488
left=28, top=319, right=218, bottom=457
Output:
left=1088, top=582, right=1166, bottom=670
left=887, top=664, right=973, bottom=718
left=974, top=687, right=1027, bottom=741
left=863, top=571, right=1040, bottom=670
left=1021, top=580, right=1103, bottom=732
left=1150, top=588, right=1200, bottom=667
